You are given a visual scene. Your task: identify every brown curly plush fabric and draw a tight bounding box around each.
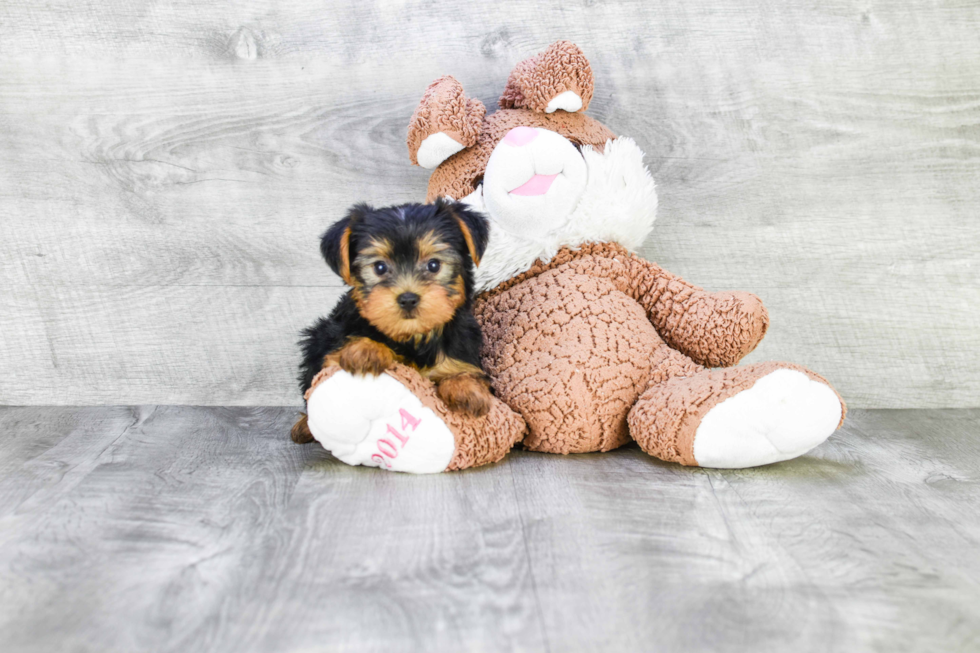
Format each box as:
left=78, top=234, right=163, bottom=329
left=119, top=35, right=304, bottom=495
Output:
left=499, top=40, right=595, bottom=112
left=424, top=109, right=614, bottom=202
left=306, top=364, right=526, bottom=470
left=395, top=40, right=845, bottom=469
left=475, top=244, right=757, bottom=454
left=408, top=43, right=612, bottom=201
left=407, top=76, right=486, bottom=166
left=474, top=244, right=843, bottom=462
left=477, top=243, right=770, bottom=368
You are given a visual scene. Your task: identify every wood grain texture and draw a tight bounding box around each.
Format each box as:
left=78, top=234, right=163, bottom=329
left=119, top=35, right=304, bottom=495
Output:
left=0, top=0, right=978, bottom=406
left=0, top=406, right=978, bottom=652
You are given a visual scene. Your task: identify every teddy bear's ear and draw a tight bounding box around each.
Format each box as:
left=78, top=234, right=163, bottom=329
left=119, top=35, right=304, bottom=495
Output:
left=407, top=76, right=486, bottom=169
left=499, top=41, right=595, bottom=114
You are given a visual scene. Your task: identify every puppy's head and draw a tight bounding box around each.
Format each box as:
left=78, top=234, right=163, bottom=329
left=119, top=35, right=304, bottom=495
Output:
left=321, top=199, right=489, bottom=342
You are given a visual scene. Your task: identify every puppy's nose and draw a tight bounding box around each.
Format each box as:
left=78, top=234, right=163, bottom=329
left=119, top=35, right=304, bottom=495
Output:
left=503, top=126, right=538, bottom=147
left=397, top=292, right=420, bottom=311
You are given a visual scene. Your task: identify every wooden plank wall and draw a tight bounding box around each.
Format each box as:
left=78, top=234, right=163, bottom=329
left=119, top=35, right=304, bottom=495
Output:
left=1, top=1, right=978, bottom=407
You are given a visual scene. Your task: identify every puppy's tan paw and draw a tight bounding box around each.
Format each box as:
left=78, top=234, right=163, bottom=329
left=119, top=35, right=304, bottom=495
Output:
left=437, top=374, right=493, bottom=418
left=334, top=338, right=397, bottom=377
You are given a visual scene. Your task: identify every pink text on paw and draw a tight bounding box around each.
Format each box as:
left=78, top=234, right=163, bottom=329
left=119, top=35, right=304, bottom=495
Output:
left=371, top=408, right=421, bottom=468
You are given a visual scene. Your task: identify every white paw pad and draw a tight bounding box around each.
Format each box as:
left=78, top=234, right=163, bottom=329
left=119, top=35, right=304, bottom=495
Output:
left=693, top=369, right=843, bottom=469
left=306, top=371, right=456, bottom=474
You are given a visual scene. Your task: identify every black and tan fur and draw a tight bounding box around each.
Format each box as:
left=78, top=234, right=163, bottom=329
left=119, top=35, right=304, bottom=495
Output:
left=292, top=200, right=491, bottom=443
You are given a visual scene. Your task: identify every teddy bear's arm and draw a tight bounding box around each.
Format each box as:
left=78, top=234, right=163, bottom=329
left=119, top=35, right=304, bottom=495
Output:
left=549, top=246, right=768, bottom=368
left=618, top=254, right=769, bottom=367
left=480, top=243, right=769, bottom=368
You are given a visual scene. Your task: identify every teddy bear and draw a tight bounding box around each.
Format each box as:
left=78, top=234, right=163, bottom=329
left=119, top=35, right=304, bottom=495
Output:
left=302, top=41, right=845, bottom=472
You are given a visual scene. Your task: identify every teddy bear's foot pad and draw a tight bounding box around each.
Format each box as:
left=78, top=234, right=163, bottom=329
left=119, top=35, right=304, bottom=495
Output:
left=306, top=370, right=456, bottom=473
left=693, top=369, right=843, bottom=468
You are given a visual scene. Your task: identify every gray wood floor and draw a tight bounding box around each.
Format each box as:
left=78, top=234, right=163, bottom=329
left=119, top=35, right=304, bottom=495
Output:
left=1, top=407, right=978, bottom=653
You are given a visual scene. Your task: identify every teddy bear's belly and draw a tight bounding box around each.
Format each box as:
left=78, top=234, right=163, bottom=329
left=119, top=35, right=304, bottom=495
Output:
left=479, top=270, right=662, bottom=454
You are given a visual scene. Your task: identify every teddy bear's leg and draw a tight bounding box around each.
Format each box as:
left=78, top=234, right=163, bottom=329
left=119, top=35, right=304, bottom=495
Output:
left=305, top=367, right=456, bottom=473
left=304, top=364, right=524, bottom=473
left=628, top=358, right=845, bottom=468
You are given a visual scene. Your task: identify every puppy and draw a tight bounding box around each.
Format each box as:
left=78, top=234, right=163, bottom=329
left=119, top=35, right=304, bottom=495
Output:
left=291, top=199, right=492, bottom=444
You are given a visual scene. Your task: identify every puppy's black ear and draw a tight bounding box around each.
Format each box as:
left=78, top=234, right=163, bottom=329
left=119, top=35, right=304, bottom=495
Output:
left=435, top=197, right=489, bottom=267
left=321, top=203, right=371, bottom=285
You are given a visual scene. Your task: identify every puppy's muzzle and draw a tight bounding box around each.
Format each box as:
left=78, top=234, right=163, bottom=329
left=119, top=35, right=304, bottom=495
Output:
left=397, top=292, right=420, bottom=312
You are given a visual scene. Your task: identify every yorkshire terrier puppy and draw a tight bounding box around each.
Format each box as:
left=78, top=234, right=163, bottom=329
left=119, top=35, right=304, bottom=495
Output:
left=291, top=199, right=492, bottom=444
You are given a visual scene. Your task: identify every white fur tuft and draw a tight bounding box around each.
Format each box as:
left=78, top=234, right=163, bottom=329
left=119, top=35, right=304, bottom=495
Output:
left=465, top=137, right=657, bottom=293
left=417, top=132, right=465, bottom=169
left=546, top=91, right=583, bottom=113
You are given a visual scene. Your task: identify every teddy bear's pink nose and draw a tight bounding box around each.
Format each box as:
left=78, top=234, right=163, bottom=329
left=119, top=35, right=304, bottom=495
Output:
left=503, top=126, right=539, bottom=147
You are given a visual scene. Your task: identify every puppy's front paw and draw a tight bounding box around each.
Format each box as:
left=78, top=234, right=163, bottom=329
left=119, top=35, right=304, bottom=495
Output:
left=437, top=374, right=493, bottom=418
left=334, top=338, right=396, bottom=377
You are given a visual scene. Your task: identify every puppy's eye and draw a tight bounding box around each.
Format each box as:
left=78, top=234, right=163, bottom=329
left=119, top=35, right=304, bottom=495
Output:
left=426, top=259, right=441, bottom=273
left=373, top=261, right=388, bottom=276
